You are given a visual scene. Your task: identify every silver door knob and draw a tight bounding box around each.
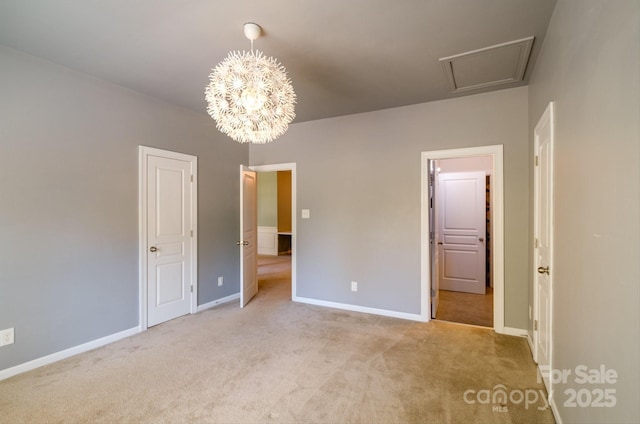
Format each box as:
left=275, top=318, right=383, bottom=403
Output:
left=537, top=266, right=549, bottom=275
left=149, top=246, right=158, bottom=252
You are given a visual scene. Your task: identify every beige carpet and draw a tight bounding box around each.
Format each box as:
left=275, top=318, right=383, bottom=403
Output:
left=0, top=257, right=554, bottom=423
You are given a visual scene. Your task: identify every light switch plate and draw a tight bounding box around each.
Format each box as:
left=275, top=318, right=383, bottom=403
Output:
left=301, top=209, right=310, bottom=219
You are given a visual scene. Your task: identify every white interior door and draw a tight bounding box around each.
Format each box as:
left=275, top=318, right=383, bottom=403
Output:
left=438, top=171, right=486, bottom=295
left=146, top=152, right=195, bottom=327
left=534, top=102, right=554, bottom=392
left=240, top=165, right=258, bottom=307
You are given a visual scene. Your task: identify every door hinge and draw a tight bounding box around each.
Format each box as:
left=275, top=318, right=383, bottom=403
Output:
left=534, top=238, right=538, bottom=248
left=191, top=229, right=193, bottom=237
left=534, top=320, right=538, bottom=331
left=535, top=156, right=539, bottom=166
left=190, top=285, right=193, bottom=293
left=190, top=174, right=194, bottom=182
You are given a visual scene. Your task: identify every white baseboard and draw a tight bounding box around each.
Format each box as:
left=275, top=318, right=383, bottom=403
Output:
left=549, top=392, right=562, bottom=424
left=0, top=326, right=140, bottom=381
left=0, top=294, right=241, bottom=382
left=527, top=332, right=534, bottom=354
left=294, top=296, right=425, bottom=322
left=197, top=293, right=240, bottom=312
left=529, top=333, right=561, bottom=423
left=499, top=326, right=527, bottom=337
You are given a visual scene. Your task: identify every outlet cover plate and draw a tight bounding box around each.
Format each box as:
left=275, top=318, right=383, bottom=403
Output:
left=0, top=328, right=14, bottom=346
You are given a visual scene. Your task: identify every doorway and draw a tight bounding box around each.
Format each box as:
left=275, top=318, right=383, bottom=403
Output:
left=421, top=146, right=505, bottom=333
left=138, top=146, right=198, bottom=329
left=248, top=163, right=297, bottom=301
left=433, top=161, right=493, bottom=327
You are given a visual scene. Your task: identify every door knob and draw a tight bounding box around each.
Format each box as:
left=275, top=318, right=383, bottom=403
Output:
left=437, top=242, right=443, bottom=245
left=236, top=241, right=249, bottom=246
left=479, top=237, right=484, bottom=242
left=149, top=246, right=158, bottom=252
left=537, top=266, right=549, bottom=275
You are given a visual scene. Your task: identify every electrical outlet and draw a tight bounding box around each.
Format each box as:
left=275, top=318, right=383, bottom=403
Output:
left=351, top=281, right=358, bottom=292
left=0, top=328, right=14, bottom=346
left=217, top=276, right=224, bottom=287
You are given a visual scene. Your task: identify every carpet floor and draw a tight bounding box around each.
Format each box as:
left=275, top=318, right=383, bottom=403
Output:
left=0, top=256, right=554, bottom=423
left=435, top=287, right=494, bottom=328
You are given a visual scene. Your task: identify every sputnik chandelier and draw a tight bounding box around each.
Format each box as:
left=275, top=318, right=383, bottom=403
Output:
left=205, top=23, right=296, bottom=144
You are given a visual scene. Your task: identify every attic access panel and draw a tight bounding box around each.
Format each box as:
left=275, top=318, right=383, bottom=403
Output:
left=440, top=36, right=534, bottom=93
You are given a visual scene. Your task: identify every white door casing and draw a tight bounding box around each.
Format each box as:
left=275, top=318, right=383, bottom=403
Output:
left=240, top=165, right=258, bottom=308
left=421, top=145, right=504, bottom=332
left=533, top=102, right=554, bottom=393
left=429, top=161, right=440, bottom=318
left=438, top=171, right=487, bottom=295
left=139, top=146, right=197, bottom=329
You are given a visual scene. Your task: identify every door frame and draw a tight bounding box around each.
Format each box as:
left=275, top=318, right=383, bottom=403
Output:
left=138, top=146, right=198, bottom=330
left=250, top=163, right=297, bottom=300
left=421, top=145, right=505, bottom=332
left=429, top=160, right=439, bottom=318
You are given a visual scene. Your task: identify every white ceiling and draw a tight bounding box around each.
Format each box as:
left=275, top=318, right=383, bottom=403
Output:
left=0, top=0, right=557, bottom=123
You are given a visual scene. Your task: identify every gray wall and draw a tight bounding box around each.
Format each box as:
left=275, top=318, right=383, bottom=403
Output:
left=251, top=87, right=530, bottom=326
left=257, top=172, right=277, bottom=227
left=528, top=1, right=640, bottom=422
left=437, top=156, right=493, bottom=173
left=0, top=46, right=247, bottom=371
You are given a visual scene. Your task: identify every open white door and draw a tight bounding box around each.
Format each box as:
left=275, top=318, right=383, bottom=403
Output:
left=141, top=147, right=197, bottom=328
left=533, top=102, right=554, bottom=393
left=240, top=165, right=258, bottom=308
left=438, top=171, right=486, bottom=295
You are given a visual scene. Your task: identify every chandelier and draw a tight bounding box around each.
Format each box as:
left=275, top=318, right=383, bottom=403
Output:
left=205, top=23, right=296, bottom=144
